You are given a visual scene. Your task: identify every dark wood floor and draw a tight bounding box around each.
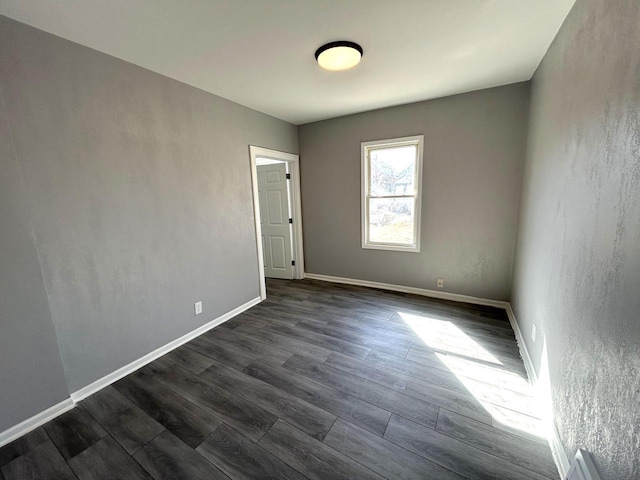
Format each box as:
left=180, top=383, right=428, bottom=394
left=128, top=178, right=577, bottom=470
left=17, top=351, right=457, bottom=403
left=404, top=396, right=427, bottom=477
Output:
left=0, top=278, right=558, bottom=480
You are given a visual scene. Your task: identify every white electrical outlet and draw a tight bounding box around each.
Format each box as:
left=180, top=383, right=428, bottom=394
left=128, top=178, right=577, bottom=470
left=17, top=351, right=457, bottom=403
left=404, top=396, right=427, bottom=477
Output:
left=194, top=301, right=203, bottom=315
left=532, top=323, right=537, bottom=342
left=437, top=278, right=444, bottom=288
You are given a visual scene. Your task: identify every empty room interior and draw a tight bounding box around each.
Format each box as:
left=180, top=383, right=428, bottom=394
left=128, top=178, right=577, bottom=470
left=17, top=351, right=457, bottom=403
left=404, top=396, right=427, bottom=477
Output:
left=0, top=1, right=638, bottom=479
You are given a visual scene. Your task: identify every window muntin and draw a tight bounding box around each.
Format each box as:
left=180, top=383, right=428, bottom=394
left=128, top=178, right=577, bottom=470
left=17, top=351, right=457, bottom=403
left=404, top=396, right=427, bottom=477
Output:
left=362, top=136, right=423, bottom=252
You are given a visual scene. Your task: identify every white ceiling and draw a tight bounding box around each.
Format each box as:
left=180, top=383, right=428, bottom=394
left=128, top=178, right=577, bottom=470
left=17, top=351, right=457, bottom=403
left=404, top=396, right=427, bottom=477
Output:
left=0, top=0, right=575, bottom=125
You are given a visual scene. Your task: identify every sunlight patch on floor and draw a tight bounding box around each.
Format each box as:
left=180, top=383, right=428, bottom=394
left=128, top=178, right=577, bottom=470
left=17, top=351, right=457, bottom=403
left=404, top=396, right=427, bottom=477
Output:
left=399, top=312, right=502, bottom=364
left=489, top=404, right=548, bottom=440
left=400, top=311, right=548, bottom=441
left=436, top=352, right=546, bottom=439
left=431, top=354, right=530, bottom=393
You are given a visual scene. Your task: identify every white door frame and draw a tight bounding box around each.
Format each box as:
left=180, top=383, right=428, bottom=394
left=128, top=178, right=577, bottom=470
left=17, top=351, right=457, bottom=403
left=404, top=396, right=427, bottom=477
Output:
left=249, top=146, right=305, bottom=300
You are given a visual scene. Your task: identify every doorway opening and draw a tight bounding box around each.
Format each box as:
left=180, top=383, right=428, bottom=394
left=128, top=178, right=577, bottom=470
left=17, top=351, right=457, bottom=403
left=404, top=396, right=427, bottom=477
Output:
left=249, top=146, right=304, bottom=300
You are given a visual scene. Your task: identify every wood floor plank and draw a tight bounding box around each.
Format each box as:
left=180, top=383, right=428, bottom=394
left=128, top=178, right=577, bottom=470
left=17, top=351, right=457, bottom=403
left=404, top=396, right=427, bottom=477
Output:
left=68, top=435, right=151, bottom=480
left=134, top=430, right=228, bottom=480
left=325, top=318, right=426, bottom=349
left=244, top=359, right=391, bottom=437
left=324, top=418, right=465, bottom=480
left=199, top=359, right=336, bottom=440
left=389, top=292, right=510, bottom=321
left=81, top=386, right=164, bottom=455
left=283, top=354, right=439, bottom=429
left=113, top=373, right=221, bottom=448
left=233, top=324, right=333, bottom=361
left=264, top=322, right=371, bottom=359
left=0, top=427, right=49, bottom=467
left=219, top=313, right=269, bottom=330
left=202, top=328, right=292, bottom=366
left=0, top=441, right=76, bottom=480
left=360, top=314, right=424, bottom=334
left=196, top=423, right=306, bottom=480
left=436, top=409, right=558, bottom=478
left=384, top=414, right=554, bottom=480
left=391, top=309, right=516, bottom=339
left=370, top=349, right=533, bottom=395
left=296, top=320, right=410, bottom=357
left=452, top=375, right=540, bottom=418
left=389, top=302, right=512, bottom=325
left=361, top=313, right=521, bottom=356
left=239, top=308, right=304, bottom=327
left=387, top=317, right=522, bottom=365
left=254, top=299, right=319, bottom=313
left=149, top=363, right=277, bottom=442
left=162, top=345, right=216, bottom=375
left=490, top=404, right=549, bottom=445
left=404, top=344, right=451, bottom=367
left=365, top=349, right=475, bottom=394
left=186, top=336, right=256, bottom=371
left=44, top=407, right=107, bottom=460
left=325, top=351, right=493, bottom=424
left=297, top=297, right=372, bottom=318
left=407, top=347, right=527, bottom=377
left=272, top=302, right=323, bottom=319
left=259, top=420, right=385, bottom=480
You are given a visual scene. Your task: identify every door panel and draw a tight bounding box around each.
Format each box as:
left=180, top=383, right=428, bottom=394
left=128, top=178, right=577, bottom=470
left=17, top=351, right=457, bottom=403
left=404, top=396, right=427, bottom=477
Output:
left=257, top=162, right=293, bottom=279
left=270, top=236, right=287, bottom=269
left=266, top=170, right=282, bottom=183
left=267, top=190, right=285, bottom=225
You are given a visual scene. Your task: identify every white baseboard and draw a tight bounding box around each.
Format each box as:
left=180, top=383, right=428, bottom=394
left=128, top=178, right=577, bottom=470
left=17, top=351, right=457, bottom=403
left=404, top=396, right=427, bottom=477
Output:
left=505, top=305, right=569, bottom=479
left=303, top=273, right=509, bottom=309
left=0, top=398, right=75, bottom=448
left=550, top=421, right=571, bottom=478
left=505, top=304, right=538, bottom=384
left=71, top=296, right=261, bottom=402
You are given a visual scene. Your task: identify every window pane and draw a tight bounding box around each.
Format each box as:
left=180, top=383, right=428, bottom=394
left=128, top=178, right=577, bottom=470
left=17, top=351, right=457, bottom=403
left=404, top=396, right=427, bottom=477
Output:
left=370, top=145, right=416, bottom=196
left=369, top=197, right=415, bottom=244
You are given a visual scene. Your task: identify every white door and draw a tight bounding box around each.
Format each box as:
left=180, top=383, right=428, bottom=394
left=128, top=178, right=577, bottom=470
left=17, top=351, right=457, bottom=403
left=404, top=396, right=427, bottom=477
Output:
left=257, top=162, right=293, bottom=279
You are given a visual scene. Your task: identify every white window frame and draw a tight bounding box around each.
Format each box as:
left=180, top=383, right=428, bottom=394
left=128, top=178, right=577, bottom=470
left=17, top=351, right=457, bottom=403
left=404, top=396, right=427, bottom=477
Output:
left=361, top=135, right=423, bottom=253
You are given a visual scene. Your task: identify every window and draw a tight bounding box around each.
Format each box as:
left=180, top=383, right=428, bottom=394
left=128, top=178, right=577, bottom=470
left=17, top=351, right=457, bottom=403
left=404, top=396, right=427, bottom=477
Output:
left=361, top=135, right=423, bottom=252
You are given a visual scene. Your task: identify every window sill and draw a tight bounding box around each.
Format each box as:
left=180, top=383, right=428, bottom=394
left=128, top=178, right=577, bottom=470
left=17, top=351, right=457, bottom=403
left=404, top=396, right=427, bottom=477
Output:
left=362, top=243, right=420, bottom=253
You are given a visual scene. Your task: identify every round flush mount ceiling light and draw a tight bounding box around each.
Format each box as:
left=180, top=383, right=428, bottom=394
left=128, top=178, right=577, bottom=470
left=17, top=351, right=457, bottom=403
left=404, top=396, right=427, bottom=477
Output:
left=315, top=41, right=363, bottom=71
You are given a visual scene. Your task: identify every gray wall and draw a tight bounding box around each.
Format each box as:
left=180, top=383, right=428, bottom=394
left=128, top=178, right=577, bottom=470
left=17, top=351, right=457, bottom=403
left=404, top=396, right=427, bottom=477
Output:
left=511, top=0, right=640, bottom=478
left=0, top=16, right=297, bottom=396
left=298, top=84, right=529, bottom=301
left=0, top=83, right=70, bottom=432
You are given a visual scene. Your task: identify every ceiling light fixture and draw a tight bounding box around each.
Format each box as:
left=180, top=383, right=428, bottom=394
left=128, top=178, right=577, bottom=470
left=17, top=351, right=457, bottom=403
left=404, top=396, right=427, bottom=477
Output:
left=315, top=41, right=363, bottom=71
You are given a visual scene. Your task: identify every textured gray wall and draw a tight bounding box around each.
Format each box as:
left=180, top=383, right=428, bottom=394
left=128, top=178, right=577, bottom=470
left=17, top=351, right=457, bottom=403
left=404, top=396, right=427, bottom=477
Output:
left=511, top=0, right=640, bottom=478
left=0, top=16, right=297, bottom=394
left=299, top=84, right=529, bottom=300
left=0, top=84, right=70, bottom=431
